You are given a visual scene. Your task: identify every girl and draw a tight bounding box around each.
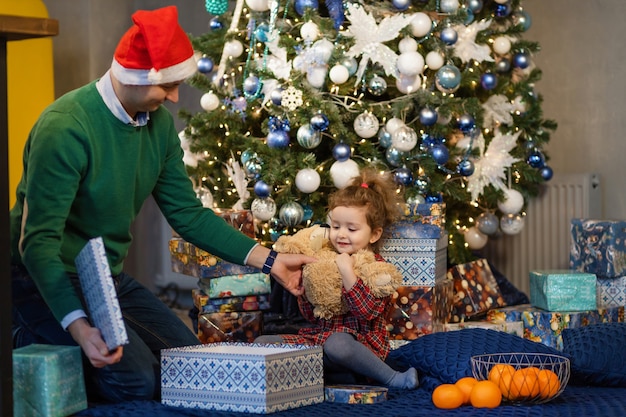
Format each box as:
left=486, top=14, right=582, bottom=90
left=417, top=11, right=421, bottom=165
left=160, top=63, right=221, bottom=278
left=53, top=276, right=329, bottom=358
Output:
left=256, top=168, right=418, bottom=389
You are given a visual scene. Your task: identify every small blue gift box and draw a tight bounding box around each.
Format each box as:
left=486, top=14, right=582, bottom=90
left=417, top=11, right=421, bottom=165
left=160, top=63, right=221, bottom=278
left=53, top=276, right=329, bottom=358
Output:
left=570, top=219, right=626, bottom=278
left=530, top=270, right=597, bottom=311
left=597, top=276, right=626, bottom=308
left=161, top=343, right=324, bottom=413
left=380, top=236, right=447, bottom=286
left=13, top=344, right=87, bottom=417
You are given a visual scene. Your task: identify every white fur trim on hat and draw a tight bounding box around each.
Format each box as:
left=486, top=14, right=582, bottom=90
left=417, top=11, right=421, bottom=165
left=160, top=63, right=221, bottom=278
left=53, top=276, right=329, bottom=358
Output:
left=111, top=54, right=197, bottom=86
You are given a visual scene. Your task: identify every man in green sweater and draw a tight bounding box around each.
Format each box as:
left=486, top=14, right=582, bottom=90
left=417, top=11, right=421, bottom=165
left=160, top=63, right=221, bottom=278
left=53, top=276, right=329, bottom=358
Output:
left=10, top=6, right=314, bottom=403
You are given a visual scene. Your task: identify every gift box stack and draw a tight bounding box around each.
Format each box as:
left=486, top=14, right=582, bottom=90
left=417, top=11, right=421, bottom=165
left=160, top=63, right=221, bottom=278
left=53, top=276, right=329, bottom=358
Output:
left=570, top=218, right=626, bottom=309
left=381, top=203, right=454, bottom=341
left=169, top=210, right=270, bottom=343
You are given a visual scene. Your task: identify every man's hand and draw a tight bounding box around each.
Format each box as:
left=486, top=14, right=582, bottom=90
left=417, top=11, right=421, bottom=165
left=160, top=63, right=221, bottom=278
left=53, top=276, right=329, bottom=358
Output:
left=67, top=317, right=123, bottom=368
left=247, top=246, right=316, bottom=296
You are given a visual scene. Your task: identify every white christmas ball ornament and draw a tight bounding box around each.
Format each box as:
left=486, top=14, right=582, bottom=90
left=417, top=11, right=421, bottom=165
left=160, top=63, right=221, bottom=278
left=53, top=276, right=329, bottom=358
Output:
left=398, top=37, right=418, bottom=53
left=312, top=39, right=334, bottom=63
left=330, top=159, right=360, bottom=189
left=500, top=213, right=525, bottom=235
left=307, top=65, right=328, bottom=89
left=397, top=51, right=425, bottom=76
left=425, top=51, right=444, bottom=70
left=200, top=92, right=220, bottom=111
left=251, top=197, right=277, bottom=221
left=329, top=64, right=350, bottom=84
left=353, top=112, right=380, bottom=138
left=493, top=37, right=512, bottom=55
left=391, top=125, right=418, bottom=152
left=224, top=40, right=244, bottom=58
left=385, top=117, right=405, bottom=135
left=440, top=0, right=460, bottom=13
left=295, top=168, right=321, bottom=193
left=300, top=21, right=320, bottom=42
left=497, top=188, right=524, bottom=215
left=465, top=226, right=488, bottom=250
left=245, top=0, right=270, bottom=11
left=396, top=74, right=422, bottom=94
left=410, top=12, right=432, bottom=38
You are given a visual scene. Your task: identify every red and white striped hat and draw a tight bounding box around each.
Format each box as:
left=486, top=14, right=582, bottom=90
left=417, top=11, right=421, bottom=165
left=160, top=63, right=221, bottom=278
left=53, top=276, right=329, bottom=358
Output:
left=111, top=6, right=197, bottom=85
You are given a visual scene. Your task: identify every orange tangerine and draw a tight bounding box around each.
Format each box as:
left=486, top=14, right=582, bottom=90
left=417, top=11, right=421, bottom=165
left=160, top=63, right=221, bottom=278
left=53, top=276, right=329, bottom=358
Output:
left=537, top=369, right=561, bottom=399
left=432, top=383, right=464, bottom=409
left=455, top=377, right=478, bottom=405
left=487, top=363, right=515, bottom=398
left=469, top=380, right=502, bottom=408
left=509, top=367, right=541, bottom=400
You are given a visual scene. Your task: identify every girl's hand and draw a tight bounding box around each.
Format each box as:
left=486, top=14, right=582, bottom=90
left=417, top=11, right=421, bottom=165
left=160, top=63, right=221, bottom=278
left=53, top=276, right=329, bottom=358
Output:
left=336, top=253, right=357, bottom=290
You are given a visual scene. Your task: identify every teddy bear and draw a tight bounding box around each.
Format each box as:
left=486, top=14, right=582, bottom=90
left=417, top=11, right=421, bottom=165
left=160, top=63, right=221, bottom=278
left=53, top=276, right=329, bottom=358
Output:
left=273, top=224, right=404, bottom=319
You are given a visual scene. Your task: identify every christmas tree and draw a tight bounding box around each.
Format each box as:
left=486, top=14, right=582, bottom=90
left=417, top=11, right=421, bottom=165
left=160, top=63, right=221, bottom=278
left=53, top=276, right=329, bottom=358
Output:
left=179, top=0, right=556, bottom=265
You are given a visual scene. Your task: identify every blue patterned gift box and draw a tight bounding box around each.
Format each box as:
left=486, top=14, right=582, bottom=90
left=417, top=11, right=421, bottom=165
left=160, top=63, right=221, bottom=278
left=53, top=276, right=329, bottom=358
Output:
left=487, top=304, right=624, bottom=350
left=597, top=276, right=626, bottom=308
left=530, top=270, right=597, bottom=311
left=570, top=219, right=626, bottom=278
left=161, top=343, right=324, bottom=413
left=198, top=272, right=271, bottom=298
left=380, top=236, right=447, bottom=286
left=13, top=344, right=87, bottom=417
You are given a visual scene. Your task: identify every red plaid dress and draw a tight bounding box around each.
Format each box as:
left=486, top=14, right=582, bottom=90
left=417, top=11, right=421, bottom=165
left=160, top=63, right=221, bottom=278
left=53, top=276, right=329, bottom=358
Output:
left=279, top=262, right=392, bottom=360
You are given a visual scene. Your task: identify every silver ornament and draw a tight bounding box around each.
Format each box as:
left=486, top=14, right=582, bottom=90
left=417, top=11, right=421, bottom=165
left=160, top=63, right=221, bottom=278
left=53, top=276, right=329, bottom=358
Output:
left=279, top=201, right=305, bottom=226
left=251, top=197, right=277, bottom=221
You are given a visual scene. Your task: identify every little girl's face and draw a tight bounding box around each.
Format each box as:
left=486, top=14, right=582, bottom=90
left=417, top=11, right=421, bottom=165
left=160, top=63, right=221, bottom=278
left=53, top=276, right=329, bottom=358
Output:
left=328, top=206, right=382, bottom=254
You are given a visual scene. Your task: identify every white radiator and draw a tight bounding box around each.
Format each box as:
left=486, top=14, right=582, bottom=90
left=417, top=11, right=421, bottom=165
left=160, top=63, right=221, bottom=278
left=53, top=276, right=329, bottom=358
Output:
left=481, top=173, right=602, bottom=296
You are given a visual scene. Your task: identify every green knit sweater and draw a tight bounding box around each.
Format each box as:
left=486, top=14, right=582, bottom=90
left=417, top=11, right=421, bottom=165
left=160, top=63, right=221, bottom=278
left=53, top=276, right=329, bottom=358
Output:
left=9, top=81, right=256, bottom=323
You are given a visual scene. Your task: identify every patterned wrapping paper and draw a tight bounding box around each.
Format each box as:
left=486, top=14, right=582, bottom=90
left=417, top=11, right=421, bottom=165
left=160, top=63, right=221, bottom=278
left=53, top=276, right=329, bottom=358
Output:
left=570, top=218, right=626, bottom=278
left=597, top=276, right=626, bottom=308
left=447, top=259, right=506, bottom=323
left=192, top=288, right=271, bottom=313
left=198, top=272, right=271, bottom=298
left=403, top=202, right=446, bottom=229
left=324, top=385, right=388, bottom=404
left=529, top=270, right=597, bottom=312
left=440, top=320, right=524, bottom=337
left=75, top=237, right=129, bottom=350
left=13, top=344, right=87, bottom=417
left=385, top=279, right=454, bottom=341
left=380, top=236, right=448, bottom=286
left=486, top=304, right=624, bottom=350
left=170, top=237, right=261, bottom=279
left=197, top=311, right=263, bottom=343
left=161, top=343, right=324, bottom=413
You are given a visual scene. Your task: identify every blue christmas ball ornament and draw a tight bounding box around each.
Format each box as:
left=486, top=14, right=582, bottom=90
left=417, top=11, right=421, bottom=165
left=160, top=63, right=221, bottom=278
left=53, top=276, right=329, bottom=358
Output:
left=494, top=2, right=512, bottom=17
left=513, top=10, right=532, bottom=31
left=241, top=149, right=258, bottom=164
left=435, top=64, right=462, bottom=93
left=496, top=58, right=511, bottom=73
left=481, top=73, right=497, bottom=90
left=440, top=27, right=458, bottom=45
left=270, top=88, right=283, bottom=105
left=297, top=124, right=322, bottom=149
left=457, top=114, right=476, bottom=133
left=378, top=128, right=393, bottom=148
left=310, top=113, right=329, bottom=131
left=341, top=57, right=358, bottom=76
left=254, top=180, right=271, bottom=198
left=513, top=52, right=531, bottom=69
left=254, top=22, right=270, bottom=42
left=295, top=0, right=319, bottom=16
left=476, top=212, right=499, bottom=235
left=394, top=167, right=413, bottom=186
left=419, top=107, right=438, bottom=126
left=527, top=150, right=545, bottom=168
left=425, top=193, right=443, bottom=203
left=243, top=76, right=261, bottom=95
left=244, top=159, right=262, bottom=179
left=430, top=144, right=450, bottom=165
left=209, top=17, right=224, bottom=30
left=267, top=130, right=290, bottom=148
left=385, top=147, right=404, bottom=167
left=392, top=0, right=411, bottom=11
left=467, top=0, right=483, bottom=13
left=458, top=159, right=475, bottom=176
left=302, top=204, right=314, bottom=221
left=197, top=56, right=214, bottom=74
left=540, top=165, right=554, bottom=181
left=332, top=143, right=351, bottom=162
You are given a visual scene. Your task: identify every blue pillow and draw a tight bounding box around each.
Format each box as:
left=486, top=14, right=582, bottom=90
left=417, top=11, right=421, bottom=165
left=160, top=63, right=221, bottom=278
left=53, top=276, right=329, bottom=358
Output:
left=387, top=328, right=562, bottom=391
left=562, top=322, right=626, bottom=387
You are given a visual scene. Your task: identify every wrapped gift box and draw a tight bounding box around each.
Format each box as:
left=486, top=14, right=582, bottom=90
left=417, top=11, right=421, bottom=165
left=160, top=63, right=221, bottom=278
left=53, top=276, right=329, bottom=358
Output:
left=385, top=279, right=454, bottom=341
left=198, top=272, right=271, bottom=298
left=570, top=219, right=626, bottom=278
left=380, top=236, right=447, bottom=286
left=597, top=276, right=626, bottom=308
left=198, top=311, right=263, bottom=343
left=13, top=344, right=87, bottom=417
left=170, top=238, right=261, bottom=279
left=324, top=385, right=388, bottom=404
left=530, top=270, right=597, bottom=311
left=161, top=343, right=324, bottom=413
left=213, top=208, right=256, bottom=238
left=447, top=259, right=506, bottom=322
left=440, top=320, right=524, bottom=337
left=192, top=288, right=270, bottom=313
left=403, top=202, right=446, bottom=229
left=486, top=304, right=624, bottom=350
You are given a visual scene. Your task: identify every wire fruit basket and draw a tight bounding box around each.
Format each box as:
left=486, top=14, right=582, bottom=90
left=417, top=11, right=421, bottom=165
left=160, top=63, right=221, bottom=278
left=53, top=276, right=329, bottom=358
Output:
left=471, top=353, right=570, bottom=405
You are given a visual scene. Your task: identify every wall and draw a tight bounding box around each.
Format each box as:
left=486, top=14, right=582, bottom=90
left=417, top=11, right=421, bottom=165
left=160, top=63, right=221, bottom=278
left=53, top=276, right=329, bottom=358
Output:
left=40, top=1, right=626, bottom=293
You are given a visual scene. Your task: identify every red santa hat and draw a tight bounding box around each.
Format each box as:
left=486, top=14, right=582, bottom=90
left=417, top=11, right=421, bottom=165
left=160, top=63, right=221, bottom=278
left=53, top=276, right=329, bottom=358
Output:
left=111, top=6, right=197, bottom=85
